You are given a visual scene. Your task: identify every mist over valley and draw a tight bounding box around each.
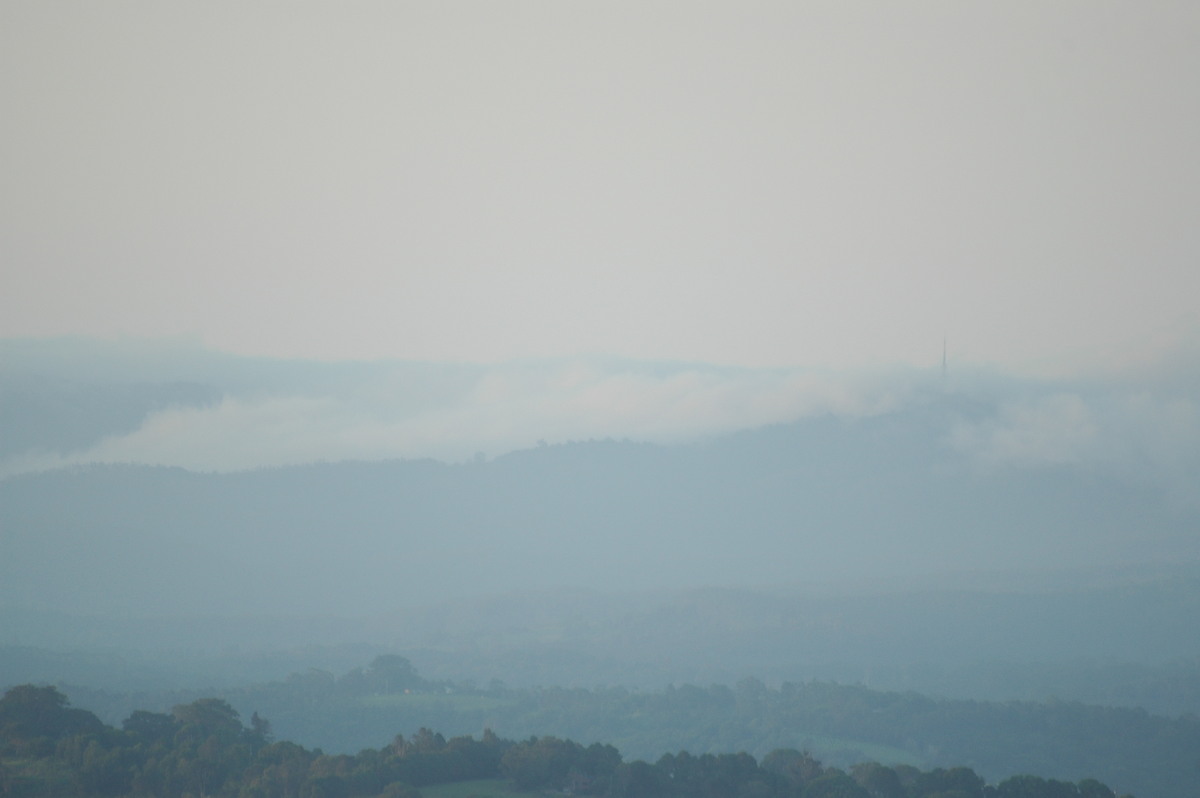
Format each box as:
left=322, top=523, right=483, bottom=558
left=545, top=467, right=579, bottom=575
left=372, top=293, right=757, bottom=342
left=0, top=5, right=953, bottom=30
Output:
left=3, top=342, right=1197, bottom=719
left=4, top=4, right=1200, bottom=793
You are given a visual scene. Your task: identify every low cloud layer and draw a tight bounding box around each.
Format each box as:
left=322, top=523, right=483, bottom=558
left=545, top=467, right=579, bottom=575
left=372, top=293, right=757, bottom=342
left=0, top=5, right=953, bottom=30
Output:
left=4, top=342, right=1198, bottom=510
left=0, top=359, right=910, bottom=476
left=950, top=393, right=1100, bottom=467
left=948, top=388, right=1200, bottom=508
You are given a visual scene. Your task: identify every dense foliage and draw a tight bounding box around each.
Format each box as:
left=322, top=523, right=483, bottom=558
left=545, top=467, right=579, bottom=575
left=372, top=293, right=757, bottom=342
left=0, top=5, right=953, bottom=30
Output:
left=0, top=684, right=1135, bottom=798
left=66, top=657, right=1194, bottom=798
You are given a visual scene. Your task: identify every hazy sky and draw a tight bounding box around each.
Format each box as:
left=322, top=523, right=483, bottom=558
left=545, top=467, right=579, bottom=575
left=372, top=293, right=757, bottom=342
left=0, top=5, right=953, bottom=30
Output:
left=3, top=2, right=1198, bottom=375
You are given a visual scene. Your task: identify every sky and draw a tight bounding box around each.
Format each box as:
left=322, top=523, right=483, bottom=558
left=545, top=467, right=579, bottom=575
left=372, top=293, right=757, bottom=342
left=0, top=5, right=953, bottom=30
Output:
left=3, top=2, right=1198, bottom=377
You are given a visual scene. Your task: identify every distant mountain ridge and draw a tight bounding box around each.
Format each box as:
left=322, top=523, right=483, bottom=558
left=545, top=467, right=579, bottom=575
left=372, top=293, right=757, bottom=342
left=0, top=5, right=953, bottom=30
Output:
left=3, top=398, right=1198, bottom=618
left=4, top=340, right=1198, bottom=741
left=5, top=387, right=1198, bottom=603
left=3, top=427, right=1199, bottom=703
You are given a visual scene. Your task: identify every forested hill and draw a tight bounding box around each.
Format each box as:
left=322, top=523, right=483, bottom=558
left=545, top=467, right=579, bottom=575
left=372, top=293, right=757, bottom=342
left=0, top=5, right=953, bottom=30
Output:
left=48, top=658, right=1200, bottom=798
left=3, top=403, right=1198, bottom=620
left=0, top=684, right=1136, bottom=798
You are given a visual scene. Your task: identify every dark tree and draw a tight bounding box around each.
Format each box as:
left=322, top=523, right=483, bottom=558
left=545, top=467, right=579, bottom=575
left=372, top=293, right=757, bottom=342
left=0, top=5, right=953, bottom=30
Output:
left=851, top=762, right=905, bottom=798
left=172, top=697, right=243, bottom=742
left=804, top=769, right=871, bottom=798
left=762, top=748, right=825, bottom=790
left=365, top=655, right=422, bottom=694
left=994, top=774, right=1082, bottom=798
left=1076, top=779, right=1116, bottom=798
left=610, top=759, right=670, bottom=798
left=122, top=710, right=177, bottom=745
left=0, top=684, right=104, bottom=753
left=915, top=766, right=986, bottom=798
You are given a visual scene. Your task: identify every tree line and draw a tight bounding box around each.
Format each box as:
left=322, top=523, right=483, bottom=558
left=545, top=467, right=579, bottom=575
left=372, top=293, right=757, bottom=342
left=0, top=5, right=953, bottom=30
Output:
left=0, top=684, right=1134, bottom=798
left=97, top=656, right=1191, bottom=798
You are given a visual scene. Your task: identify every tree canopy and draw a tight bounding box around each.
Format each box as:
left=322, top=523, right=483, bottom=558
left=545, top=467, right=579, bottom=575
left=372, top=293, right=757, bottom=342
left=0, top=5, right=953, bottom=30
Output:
left=0, top=684, right=1137, bottom=798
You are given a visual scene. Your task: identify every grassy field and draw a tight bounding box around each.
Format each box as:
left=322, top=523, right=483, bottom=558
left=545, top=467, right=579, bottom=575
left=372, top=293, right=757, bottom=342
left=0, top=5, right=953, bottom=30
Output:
left=797, top=733, right=924, bottom=768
